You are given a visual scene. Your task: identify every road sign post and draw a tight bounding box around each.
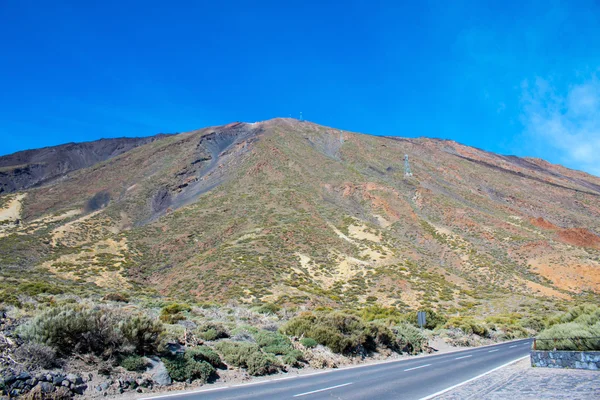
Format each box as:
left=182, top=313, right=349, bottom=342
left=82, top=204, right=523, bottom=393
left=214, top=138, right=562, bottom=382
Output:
left=417, top=311, right=426, bottom=329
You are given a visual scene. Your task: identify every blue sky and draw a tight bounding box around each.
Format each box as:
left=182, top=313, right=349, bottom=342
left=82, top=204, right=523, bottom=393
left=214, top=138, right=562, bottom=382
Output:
left=1, top=1, right=599, bottom=176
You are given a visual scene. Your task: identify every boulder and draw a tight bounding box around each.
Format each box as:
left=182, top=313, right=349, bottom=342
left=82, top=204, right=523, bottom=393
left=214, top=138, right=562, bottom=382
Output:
left=39, top=382, right=54, bottom=393
left=52, top=374, right=65, bottom=385
left=66, top=373, right=83, bottom=385
left=147, top=359, right=172, bottom=386
left=72, top=384, right=88, bottom=395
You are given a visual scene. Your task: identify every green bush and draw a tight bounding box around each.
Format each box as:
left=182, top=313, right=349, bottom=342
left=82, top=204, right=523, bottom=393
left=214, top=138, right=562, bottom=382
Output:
left=521, top=315, right=546, bottom=332
left=254, top=303, right=281, bottom=314
left=186, top=346, right=224, bottom=368
left=536, top=322, right=600, bottom=351
left=18, top=305, right=164, bottom=356
left=444, top=317, right=488, bottom=337
left=118, top=314, right=164, bottom=355
left=282, top=349, right=305, bottom=367
left=406, top=309, right=446, bottom=330
left=160, top=303, right=192, bottom=324
left=197, top=322, right=229, bottom=341
left=365, top=322, right=396, bottom=351
left=214, top=341, right=282, bottom=376
left=354, top=305, right=405, bottom=324
left=254, top=331, right=293, bottom=355
left=18, top=282, right=63, bottom=296
left=484, top=314, right=530, bottom=339
left=392, top=323, right=427, bottom=354
left=547, top=304, right=600, bottom=327
left=536, top=304, right=600, bottom=351
left=17, top=305, right=119, bottom=356
left=103, top=293, right=130, bottom=303
left=300, top=337, right=318, bottom=348
left=281, top=311, right=370, bottom=354
left=162, top=356, right=215, bottom=383
left=120, top=355, right=148, bottom=372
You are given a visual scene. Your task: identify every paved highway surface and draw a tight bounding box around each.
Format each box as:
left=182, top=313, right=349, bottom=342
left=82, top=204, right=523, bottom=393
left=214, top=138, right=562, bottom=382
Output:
left=142, top=338, right=532, bottom=400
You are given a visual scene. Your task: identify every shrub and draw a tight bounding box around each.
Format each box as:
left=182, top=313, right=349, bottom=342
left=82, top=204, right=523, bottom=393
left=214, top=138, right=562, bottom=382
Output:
left=197, top=322, right=229, bottom=341
left=536, top=305, right=600, bottom=351
left=14, top=342, right=58, bottom=370
left=246, top=352, right=281, bottom=376
left=547, top=304, right=600, bottom=327
left=120, top=355, right=148, bottom=372
left=160, top=303, right=192, bottom=324
left=365, top=322, right=396, bottom=351
left=444, top=317, right=488, bottom=337
left=300, top=337, right=318, bottom=348
left=103, top=293, right=130, bottom=303
left=355, top=305, right=405, bottom=324
left=17, top=305, right=121, bottom=356
left=254, top=303, right=281, bottom=314
left=521, top=315, right=546, bottom=332
left=392, top=323, right=427, bottom=354
left=536, top=322, right=600, bottom=351
left=282, top=349, right=305, bottom=367
left=214, top=341, right=282, bottom=376
left=18, top=305, right=164, bottom=357
left=186, top=346, right=224, bottom=368
left=162, top=356, right=215, bottom=383
left=281, top=311, right=369, bottom=354
left=406, top=309, right=446, bottom=330
left=118, top=314, right=164, bottom=355
left=18, top=282, right=63, bottom=297
left=254, top=331, right=293, bottom=355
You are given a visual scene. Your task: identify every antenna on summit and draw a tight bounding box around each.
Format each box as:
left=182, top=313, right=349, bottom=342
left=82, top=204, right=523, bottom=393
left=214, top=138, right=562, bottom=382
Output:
left=404, top=154, right=413, bottom=178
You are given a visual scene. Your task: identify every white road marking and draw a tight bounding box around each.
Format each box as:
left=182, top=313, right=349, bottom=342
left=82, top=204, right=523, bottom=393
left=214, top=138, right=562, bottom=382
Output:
left=509, top=345, right=518, bottom=348
left=293, top=382, right=353, bottom=397
left=488, top=349, right=499, bottom=353
left=417, top=356, right=529, bottom=400
left=139, top=385, right=229, bottom=399
left=231, top=376, right=297, bottom=387
left=455, top=355, right=472, bottom=360
left=140, top=339, right=531, bottom=399
left=404, top=363, right=432, bottom=371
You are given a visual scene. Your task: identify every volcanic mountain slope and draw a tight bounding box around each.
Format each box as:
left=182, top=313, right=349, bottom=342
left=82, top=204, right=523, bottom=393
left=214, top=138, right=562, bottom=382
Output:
left=1, top=118, right=599, bottom=314
left=0, top=134, right=171, bottom=194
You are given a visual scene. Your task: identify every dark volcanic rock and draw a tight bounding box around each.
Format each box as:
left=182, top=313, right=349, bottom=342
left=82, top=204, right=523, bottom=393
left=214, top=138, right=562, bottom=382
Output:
left=0, top=134, right=171, bottom=194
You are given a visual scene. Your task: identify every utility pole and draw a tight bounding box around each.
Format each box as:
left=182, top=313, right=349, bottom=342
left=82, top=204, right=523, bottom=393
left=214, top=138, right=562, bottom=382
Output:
left=404, top=154, right=413, bottom=177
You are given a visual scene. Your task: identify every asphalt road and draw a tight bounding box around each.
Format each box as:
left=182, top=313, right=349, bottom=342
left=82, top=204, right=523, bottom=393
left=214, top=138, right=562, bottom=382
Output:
left=143, top=339, right=532, bottom=400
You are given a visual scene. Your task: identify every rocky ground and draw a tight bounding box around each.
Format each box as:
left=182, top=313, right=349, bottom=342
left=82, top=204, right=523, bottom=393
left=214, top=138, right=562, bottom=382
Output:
left=436, top=358, right=600, bottom=399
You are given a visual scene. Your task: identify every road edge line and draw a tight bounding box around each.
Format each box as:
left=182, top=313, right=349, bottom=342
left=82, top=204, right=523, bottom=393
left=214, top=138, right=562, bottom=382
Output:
left=138, top=339, right=531, bottom=400
left=417, top=355, right=529, bottom=400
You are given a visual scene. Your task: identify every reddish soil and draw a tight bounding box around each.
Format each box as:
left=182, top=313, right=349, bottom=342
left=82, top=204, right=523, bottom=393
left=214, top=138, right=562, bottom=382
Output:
left=530, top=217, right=558, bottom=230
left=557, top=228, right=600, bottom=249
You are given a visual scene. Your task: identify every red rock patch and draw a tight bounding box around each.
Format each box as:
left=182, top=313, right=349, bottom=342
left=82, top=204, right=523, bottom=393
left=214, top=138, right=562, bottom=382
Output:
left=530, top=217, right=558, bottom=230
left=557, top=228, right=600, bottom=249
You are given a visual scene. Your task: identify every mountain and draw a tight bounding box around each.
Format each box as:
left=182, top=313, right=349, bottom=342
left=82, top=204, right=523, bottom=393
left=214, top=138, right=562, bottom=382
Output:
left=0, top=134, right=172, bottom=194
left=1, top=118, right=599, bottom=314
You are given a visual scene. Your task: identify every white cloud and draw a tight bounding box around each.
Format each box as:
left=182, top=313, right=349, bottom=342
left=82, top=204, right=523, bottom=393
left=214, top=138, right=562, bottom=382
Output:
left=520, top=73, right=600, bottom=176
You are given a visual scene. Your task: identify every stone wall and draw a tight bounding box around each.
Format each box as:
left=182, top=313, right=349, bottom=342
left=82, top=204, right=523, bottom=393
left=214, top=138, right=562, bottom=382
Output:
left=530, top=350, right=600, bottom=370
